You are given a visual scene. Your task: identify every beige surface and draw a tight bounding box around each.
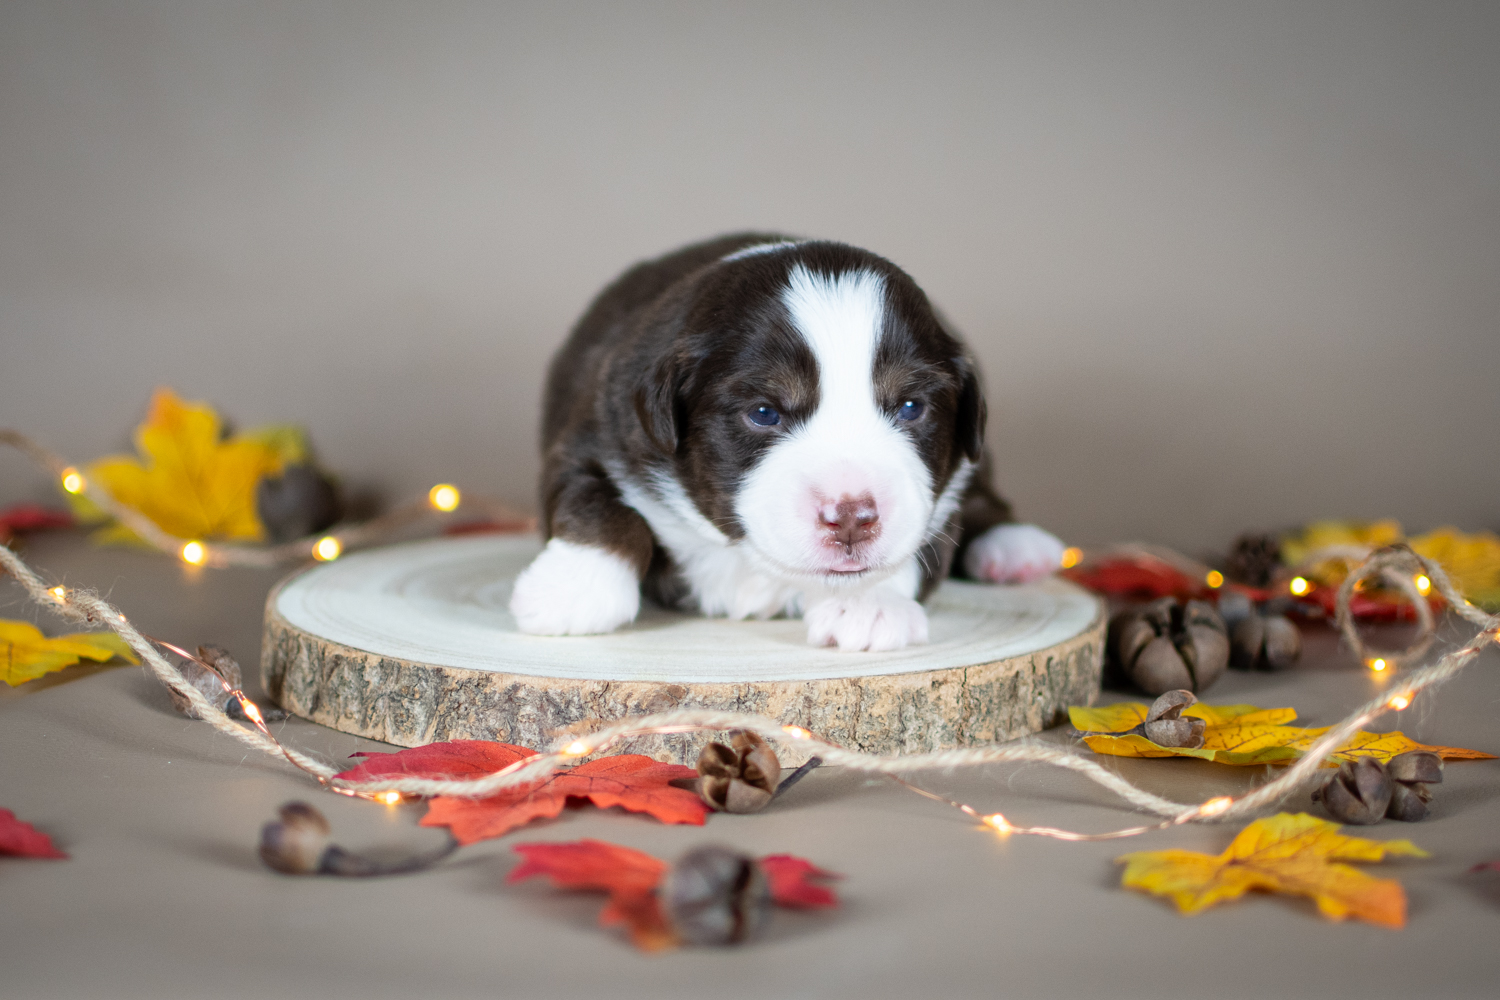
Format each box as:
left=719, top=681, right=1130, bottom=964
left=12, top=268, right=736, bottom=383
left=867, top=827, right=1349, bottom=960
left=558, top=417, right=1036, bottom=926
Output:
left=2, top=1, right=1499, bottom=554
left=4, top=532, right=1499, bottom=1000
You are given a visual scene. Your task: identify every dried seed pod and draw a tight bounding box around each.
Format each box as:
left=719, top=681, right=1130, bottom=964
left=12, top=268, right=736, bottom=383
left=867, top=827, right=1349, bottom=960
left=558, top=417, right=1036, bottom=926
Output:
left=696, top=731, right=782, bottom=814
left=259, top=801, right=331, bottom=874
left=1386, top=782, right=1433, bottom=822
left=258, top=800, right=457, bottom=876
left=168, top=644, right=244, bottom=719
left=1225, top=533, right=1282, bottom=587
left=1385, top=751, right=1443, bottom=822
left=256, top=464, right=341, bottom=544
left=660, top=845, right=771, bottom=946
left=1215, top=591, right=1255, bottom=631
left=1313, top=758, right=1392, bottom=825
left=1108, top=598, right=1229, bottom=695
left=1230, top=612, right=1302, bottom=671
left=1142, top=690, right=1207, bottom=748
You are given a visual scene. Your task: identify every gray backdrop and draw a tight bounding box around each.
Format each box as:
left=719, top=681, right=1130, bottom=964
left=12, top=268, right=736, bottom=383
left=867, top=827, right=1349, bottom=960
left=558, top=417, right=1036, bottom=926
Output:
left=3, top=0, right=1496, bottom=554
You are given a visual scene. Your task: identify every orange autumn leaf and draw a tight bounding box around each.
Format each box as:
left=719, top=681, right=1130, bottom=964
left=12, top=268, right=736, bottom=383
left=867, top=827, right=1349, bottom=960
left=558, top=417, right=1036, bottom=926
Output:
left=1, top=619, right=139, bottom=686
left=508, top=839, right=842, bottom=951
left=333, top=740, right=708, bottom=844
left=423, top=753, right=708, bottom=844
left=1117, top=812, right=1427, bottom=927
left=509, top=839, right=676, bottom=951
left=1070, top=701, right=1494, bottom=767
left=75, top=388, right=286, bottom=544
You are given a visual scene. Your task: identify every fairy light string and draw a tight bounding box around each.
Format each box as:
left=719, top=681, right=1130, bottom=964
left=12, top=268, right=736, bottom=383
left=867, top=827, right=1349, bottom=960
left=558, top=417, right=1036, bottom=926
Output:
left=0, top=429, right=531, bottom=568
left=2, top=527, right=1496, bottom=841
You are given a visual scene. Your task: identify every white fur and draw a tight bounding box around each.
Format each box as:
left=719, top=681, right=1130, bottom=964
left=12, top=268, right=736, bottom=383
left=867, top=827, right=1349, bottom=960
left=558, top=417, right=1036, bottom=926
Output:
left=734, top=265, right=933, bottom=583
left=963, top=523, right=1067, bottom=584
left=509, top=538, right=641, bottom=635
left=804, top=566, right=928, bottom=652
left=720, top=240, right=803, bottom=262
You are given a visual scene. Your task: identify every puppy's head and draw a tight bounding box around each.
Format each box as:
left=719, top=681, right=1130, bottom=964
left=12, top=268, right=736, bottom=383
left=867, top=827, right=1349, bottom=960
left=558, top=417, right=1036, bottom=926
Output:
left=635, top=241, right=983, bottom=583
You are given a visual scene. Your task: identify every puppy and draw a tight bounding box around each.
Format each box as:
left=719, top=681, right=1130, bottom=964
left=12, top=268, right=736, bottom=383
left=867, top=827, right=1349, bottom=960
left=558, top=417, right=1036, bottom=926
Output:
left=509, top=234, right=1065, bottom=652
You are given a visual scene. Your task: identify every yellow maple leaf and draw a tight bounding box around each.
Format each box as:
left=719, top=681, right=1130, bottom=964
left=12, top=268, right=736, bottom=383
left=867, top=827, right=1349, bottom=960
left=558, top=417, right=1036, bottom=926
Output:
left=1118, top=812, right=1427, bottom=927
left=1, top=620, right=140, bottom=686
left=1070, top=701, right=1494, bottom=766
left=76, top=388, right=286, bottom=544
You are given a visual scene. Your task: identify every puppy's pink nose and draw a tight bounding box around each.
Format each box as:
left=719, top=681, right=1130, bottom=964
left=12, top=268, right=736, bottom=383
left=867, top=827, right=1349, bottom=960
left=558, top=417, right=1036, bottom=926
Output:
left=819, top=493, right=880, bottom=553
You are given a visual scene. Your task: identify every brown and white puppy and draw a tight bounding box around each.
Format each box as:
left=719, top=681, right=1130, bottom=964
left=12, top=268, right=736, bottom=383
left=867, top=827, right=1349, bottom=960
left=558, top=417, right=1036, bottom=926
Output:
left=509, top=234, right=1065, bottom=651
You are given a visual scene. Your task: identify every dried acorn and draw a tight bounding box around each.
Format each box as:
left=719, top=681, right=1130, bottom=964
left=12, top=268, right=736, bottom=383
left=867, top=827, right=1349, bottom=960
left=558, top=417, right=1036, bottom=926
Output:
left=1386, top=751, right=1443, bottom=822
left=1312, top=757, right=1393, bottom=825
left=258, top=801, right=457, bottom=876
left=660, top=845, right=771, bottom=946
left=1141, top=690, right=1207, bottom=749
left=1229, top=611, right=1302, bottom=671
left=1109, top=597, right=1229, bottom=695
left=256, top=464, right=340, bottom=543
left=259, top=801, right=331, bottom=874
left=696, top=731, right=782, bottom=814
left=168, top=643, right=243, bottom=719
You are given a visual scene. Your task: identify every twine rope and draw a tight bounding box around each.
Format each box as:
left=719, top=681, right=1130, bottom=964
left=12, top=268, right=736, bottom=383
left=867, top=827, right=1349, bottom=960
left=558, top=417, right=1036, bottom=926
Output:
left=2, top=535, right=1494, bottom=828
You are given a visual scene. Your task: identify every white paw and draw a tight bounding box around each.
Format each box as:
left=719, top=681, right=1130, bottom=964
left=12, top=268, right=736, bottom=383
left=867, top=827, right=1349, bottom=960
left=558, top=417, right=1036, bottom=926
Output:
left=963, top=523, right=1066, bottom=584
left=804, top=590, right=929, bottom=652
left=509, top=538, right=640, bottom=635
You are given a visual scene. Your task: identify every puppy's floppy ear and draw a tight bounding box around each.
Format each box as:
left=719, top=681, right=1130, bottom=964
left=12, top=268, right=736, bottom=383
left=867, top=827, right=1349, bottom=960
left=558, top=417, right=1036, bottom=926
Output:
left=634, top=353, right=685, bottom=453
left=954, top=356, right=986, bottom=462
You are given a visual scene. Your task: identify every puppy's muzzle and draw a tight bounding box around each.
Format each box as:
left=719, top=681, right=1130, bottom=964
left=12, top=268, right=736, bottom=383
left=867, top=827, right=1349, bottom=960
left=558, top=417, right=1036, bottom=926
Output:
left=818, top=493, right=880, bottom=556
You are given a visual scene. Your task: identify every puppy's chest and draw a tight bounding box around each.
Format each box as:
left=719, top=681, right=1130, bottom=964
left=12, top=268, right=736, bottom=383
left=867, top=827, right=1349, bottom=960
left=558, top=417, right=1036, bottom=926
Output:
left=609, top=465, right=799, bottom=619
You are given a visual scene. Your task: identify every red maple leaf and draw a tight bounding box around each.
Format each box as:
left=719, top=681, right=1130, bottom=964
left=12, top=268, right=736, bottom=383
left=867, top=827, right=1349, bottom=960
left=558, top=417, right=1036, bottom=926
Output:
left=423, top=754, right=708, bottom=844
left=761, top=854, right=842, bottom=908
left=0, top=504, right=74, bottom=545
left=0, top=808, right=67, bottom=859
left=509, top=839, right=674, bottom=949
left=335, top=739, right=537, bottom=783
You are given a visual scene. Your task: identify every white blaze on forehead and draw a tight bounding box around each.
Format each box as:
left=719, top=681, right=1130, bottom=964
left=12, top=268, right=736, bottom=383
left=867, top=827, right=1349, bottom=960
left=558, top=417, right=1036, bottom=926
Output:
left=729, top=262, right=934, bottom=580
left=781, top=264, right=886, bottom=424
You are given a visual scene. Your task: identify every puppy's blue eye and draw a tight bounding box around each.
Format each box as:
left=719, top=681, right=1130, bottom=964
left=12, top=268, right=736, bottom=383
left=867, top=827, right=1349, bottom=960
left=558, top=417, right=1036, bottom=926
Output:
left=897, top=400, right=925, bottom=421
left=748, top=405, right=781, bottom=427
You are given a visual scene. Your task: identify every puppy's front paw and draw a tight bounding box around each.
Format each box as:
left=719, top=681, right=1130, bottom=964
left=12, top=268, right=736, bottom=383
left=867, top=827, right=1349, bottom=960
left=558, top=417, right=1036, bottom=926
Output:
left=804, top=591, right=929, bottom=652
left=509, top=538, right=641, bottom=635
left=964, top=523, right=1066, bottom=584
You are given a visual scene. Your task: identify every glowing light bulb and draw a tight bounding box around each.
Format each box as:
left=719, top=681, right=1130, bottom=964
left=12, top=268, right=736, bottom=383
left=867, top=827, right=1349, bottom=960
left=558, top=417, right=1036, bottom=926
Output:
left=50, top=586, right=66, bottom=602
left=1205, top=570, right=1224, bottom=589
left=428, top=484, right=461, bottom=512
left=1368, top=657, right=1388, bottom=672
left=180, top=541, right=207, bottom=565
left=1060, top=547, right=1083, bottom=570
left=983, top=813, right=1014, bottom=835
left=374, top=790, right=403, bottom=806
left=60, top=468, right=85, bottom=494
left=1387, top=693, right=1411, bottom=711
left=1289, top=576, right=1310, bottom=596
left=1414, top=574, right=1431, bottom=596
left=1199, top=796, right=1234, bottom=817
left=782, top=725, right=813, bottom=740
left=313, top=536, right=342, bottom=561
left=238, top=697, right=265, bottom=725
left=563, top=740, right=591, bottom=757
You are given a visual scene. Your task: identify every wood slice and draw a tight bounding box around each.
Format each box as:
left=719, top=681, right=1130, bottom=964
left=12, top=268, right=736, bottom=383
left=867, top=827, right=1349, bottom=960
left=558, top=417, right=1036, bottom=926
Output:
left=261, top=535, right=1104, bottom=763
